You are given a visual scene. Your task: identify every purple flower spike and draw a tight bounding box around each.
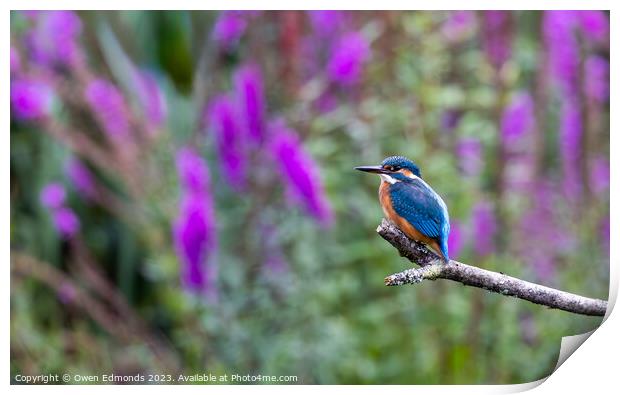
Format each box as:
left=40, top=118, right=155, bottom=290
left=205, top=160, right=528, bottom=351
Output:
left=11, top=46, right=20, bottom=74
left=481, top=11, right=512, bottom=69
left=40, top=183, right=66, bottom=209
left=173, top=148, right=217, bottom=294
left=269, top=121, right=333, bottom=226
left=65, top=158, right=96, bottom=200
left=53, top=207, right=80, bottom=238
left=447, top=221, right=463, bottom=259
left=234, top=64, right=266, bottom=143
left=559, top=99, right=583, bottom=199
left=176, top=148, right=211, bottom=194
left=472, top=201, right=497, bottom=257
left=456, top=137, right=483, bottom=177
left=518, top=181, right=574, bottom=281
left=590, top=156, right=610, bottom=194
left=440, top=109, right=462, bottom=131
left=26, top=11, right=82, bottom=68
left=578, top=11, right=609, bottom=42
left=543, top=11, right=580, bottom=94
left=173, top=194, right=216, bottom=292
left=308, top=11, right=345, bottom=37
left=21, top=11, right=41, bottom=20
left=265, top=255, right=288, bottom=274
left=40, top=182, right=80, bottom=239
left=314, top=91, right=338, bottom=114
left=501, top=92, right=534, bottom=145
left=11, top=78, right=53, bottom=121
left=441, top=11, right=475, bottom=43
left=85, top=78, right=131, bottom=142
left=327, top=32, right=370, bottom=86
left=212, top=11, right=247, bottom=53
left=600, top=217, right=610, bottom=256
left=57, top=282, right=77, bottom=304
left=206, top=94, right=247, bottom=189
left=135, top=71, right=167, bottom=129
left=585, top=56, right=610, bottom=103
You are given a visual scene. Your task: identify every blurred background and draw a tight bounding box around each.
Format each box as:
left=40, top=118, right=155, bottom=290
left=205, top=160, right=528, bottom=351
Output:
left=10, top=10, right=609, bottom=384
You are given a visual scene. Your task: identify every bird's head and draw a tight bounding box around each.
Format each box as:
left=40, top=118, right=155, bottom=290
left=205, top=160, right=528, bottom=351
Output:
left=355, top=155, right=421, bottom=184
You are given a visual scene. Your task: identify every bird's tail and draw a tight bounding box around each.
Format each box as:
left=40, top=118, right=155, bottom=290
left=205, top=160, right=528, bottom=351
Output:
left=439, top=238, right=450, bottom=263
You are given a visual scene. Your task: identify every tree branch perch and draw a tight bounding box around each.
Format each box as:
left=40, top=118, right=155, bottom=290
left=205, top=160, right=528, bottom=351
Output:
left=377, top=219, right=607, bottom=317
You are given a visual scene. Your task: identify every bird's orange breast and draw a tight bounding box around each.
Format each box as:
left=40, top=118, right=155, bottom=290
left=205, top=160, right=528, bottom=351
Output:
left=378, top=181, right=444, bottom=259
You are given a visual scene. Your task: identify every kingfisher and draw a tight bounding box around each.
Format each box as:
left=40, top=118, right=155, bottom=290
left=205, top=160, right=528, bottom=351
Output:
left=356, top=156, right=451, bottom=263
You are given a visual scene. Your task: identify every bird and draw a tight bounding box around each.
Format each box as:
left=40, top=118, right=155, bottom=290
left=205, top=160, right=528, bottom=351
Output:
left=356, top=155, right=451, bottom=263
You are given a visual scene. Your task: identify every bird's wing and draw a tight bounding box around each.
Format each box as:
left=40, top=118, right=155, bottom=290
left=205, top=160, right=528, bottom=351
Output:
left=389, top=180, right=448, bottom=239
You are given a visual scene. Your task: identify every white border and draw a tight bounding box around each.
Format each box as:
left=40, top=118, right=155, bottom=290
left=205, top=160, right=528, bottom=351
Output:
left=5, top=2, right=617, bottom=394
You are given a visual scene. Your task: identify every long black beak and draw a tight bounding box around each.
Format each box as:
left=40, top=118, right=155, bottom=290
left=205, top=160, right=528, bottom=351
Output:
left=355, top=165, right=390, bottom=174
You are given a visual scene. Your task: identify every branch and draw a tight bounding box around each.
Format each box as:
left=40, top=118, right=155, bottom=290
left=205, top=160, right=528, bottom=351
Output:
left=377, top=219, right=608, bottom=317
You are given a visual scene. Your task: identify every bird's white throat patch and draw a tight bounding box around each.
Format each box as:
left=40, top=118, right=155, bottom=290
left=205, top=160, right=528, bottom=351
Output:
left=380, top=174, right=399, bottom=184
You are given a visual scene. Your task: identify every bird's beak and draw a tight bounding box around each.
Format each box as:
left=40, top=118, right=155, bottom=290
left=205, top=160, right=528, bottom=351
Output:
left=355, top=165, right=390, bottom=174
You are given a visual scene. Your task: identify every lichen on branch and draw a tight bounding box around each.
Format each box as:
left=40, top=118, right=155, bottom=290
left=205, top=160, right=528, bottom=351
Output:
left=377, top=219, right=607, bottom=317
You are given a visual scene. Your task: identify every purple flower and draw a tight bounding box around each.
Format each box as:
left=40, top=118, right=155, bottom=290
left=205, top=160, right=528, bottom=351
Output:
left=176, top=147, right=211, bottom=194
left=259, top=224, right=290, bottom=274
left=85, top=78, right=131, bottom=142
left=456, top=137, right=483, bottom=177
left=65, top=158, right=96, bottom=199
left=543, top=11, right=594, bottom=201
left=441, top=11, right=475, bottom=43
left=175, top=148, right=214, bottom=200
left=481, top=11, right=512, bottom=69
left=40, top=182, right=80, bottom=238
left=299, top=38, right=323, bottom=81
left=21, top=11, right=41, bottom=20
left=173, top=148, right=217, bottom=294
left=11, top=46, right=20, bottom=74
left=600, top=216, right=610, bottom=256
left=212, top=11, right=247, bottom=52
left=327, top=32, right=370, bottom=86
left=40, top=183, right=66, bottom=209
left=501, top=92, right=534, bottom=145
left=264, top=255, right=288, bottom=274
left=559, top=99, right=582, bottom=199
left=447, top=221, right=463, bottom=259
left=440, top=109, right=462, bottom=131
left=10, top=78, right=53, bottom=121
left=206, top=94, right=247, bottom=189
left=472, top=201, right=497, bottom=257
left=314, top=91, right=338, bottom=114
left=504, top=153, right=536, bottom=192
left=543, top=11, right=580, bottom=94
left=519, top=181, right=575, bottom=281
left=25, top=11, right=82, bottom=68
left=585, top=56, right=610, bottom=103
left=173, top=194, right=217, bottom=292
left=590, top=156, right=610, bottom=194
left=134, top=71, right=167, bottom=129
left=57, top=282, right=77, bottom=304
left=269, top=121, right=333, bottom=226
left=578, top=11, right=609, bottom=42
left=234, top=64, right=266, bottom=143
left=308, top=11, right=346, bottom=38
left=52, top=207, right=80, bottom=238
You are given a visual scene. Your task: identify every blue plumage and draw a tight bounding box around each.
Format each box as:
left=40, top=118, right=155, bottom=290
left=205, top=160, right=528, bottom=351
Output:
left=382, top=156, right=421, bottom=177
left=355, top=155, right=451, bottom=262
left=389, top=178, right=450, bottom=260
